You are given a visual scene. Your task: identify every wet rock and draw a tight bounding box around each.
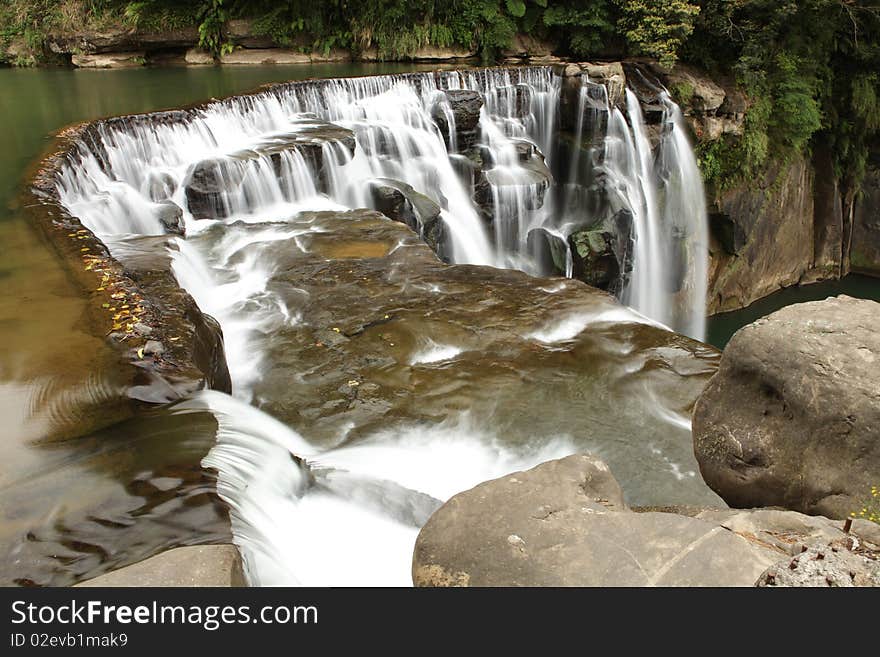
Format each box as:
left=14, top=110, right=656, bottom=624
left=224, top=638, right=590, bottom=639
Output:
left=433, top=90, right=483, bottom=152
left=156, top=201, right=185, bottom=235
left=248, top=209, right=721, bottom=506
left=527, top=228, right=570, bottom=275
left=71, top=52, right=146, bottom=69
left=184, top=159, right=242, bottom=220
left=693, top=296, right=880, bottom=519
left=75, top=545, right=245, bottom=587
left=147, top=171, right=177, bottom=202
left=369, top=178, right=446, bottom=258
left=582, top=62, right=626, bottom=108
left=413, top=455, right=780, bottom=587
left=484, top=149, right=553, bottom=210
left=569, top=228, right=620, bottom=291
left=756, top=548, right=880, bottom=587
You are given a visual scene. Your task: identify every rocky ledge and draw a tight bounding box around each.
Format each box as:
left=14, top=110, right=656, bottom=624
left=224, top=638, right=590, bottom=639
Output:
left=413, top=454, right=880, bottom=587
left=24, top=122, right=231, bottom=438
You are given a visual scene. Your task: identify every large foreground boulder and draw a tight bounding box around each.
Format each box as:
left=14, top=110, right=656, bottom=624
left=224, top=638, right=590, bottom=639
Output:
left=412, top=455, right=880, bottom=587
left=693, top=296, right=880, bottom=519
left=413, top=455, right=784, bottom=586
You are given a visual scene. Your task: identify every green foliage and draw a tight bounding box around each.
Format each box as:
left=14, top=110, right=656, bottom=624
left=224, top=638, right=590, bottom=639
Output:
left=615, top=0, right=699, bottom=67
left=542, top=1, right=614, bottom=57
left=686, top=0, right=880, bottom=190
left=669, top=80, right=694, bottom=106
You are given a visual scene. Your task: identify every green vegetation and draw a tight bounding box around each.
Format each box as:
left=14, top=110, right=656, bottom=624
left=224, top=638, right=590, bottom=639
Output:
left=1, top=1, right=879, bottom=193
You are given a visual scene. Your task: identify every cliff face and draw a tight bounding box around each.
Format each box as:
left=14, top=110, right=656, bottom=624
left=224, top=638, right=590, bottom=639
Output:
left=852, top=163, right=880, bottom=276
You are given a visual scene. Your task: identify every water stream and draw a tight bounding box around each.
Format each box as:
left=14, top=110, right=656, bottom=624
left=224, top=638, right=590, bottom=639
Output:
left=39, top=66, right=723, bottom=585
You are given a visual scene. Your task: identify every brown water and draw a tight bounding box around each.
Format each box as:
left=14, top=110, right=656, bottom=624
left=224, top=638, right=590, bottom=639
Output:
left=0, top=63, right=440, bottom=586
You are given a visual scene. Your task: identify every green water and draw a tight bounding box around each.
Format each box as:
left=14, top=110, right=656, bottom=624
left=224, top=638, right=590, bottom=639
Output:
left=706, top=274, right=880, bottom=349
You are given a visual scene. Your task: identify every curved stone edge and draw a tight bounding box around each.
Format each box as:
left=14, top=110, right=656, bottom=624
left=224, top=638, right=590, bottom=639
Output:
left=74, top=545, right=246, bottom=587
left=23, top=121, right=232, bottom=417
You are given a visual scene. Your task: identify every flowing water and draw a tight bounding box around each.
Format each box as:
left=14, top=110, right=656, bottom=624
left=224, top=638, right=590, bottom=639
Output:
left=43, top=66, right=727, bottom=586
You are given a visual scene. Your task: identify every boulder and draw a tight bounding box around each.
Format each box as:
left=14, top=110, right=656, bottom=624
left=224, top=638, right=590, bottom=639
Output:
left=527, top=228, right=570, bottom=275
left=184, top=159, right=242, bottom=220
left=71, top=52, right=146, bottom=68
left=693, top=296, right=880, bottom=519
left=75, top=545, right=246, bottom=587
left=413, top=455, right=785, bottom=587
left=696, top=508, right=880, bottom=555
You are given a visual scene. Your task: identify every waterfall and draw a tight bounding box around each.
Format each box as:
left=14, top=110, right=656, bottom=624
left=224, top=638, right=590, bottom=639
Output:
left=50, top=66, right=717, bottom=584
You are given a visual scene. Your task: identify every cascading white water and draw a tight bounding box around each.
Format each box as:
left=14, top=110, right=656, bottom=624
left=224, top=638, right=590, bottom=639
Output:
left=53, top=66, right=714, bottom=585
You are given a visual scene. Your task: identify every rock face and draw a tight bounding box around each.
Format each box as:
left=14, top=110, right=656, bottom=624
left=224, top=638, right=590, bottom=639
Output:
left=71, top=52, right=146, bottom=68
left=706, top=156, right=816, bottom=313
left=413, top=455, right=783, bottom=587
left=220, top=48, right=311, bottom=65
left=693, top=296, right=880, bottom=519
left=75, top=545, right=246, bottom=587
left=852, top=164, right=880, bottom=275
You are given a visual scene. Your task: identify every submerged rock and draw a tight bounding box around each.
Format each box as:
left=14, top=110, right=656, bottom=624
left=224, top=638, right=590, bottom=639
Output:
left=693, top=296, right=880, bottom=519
